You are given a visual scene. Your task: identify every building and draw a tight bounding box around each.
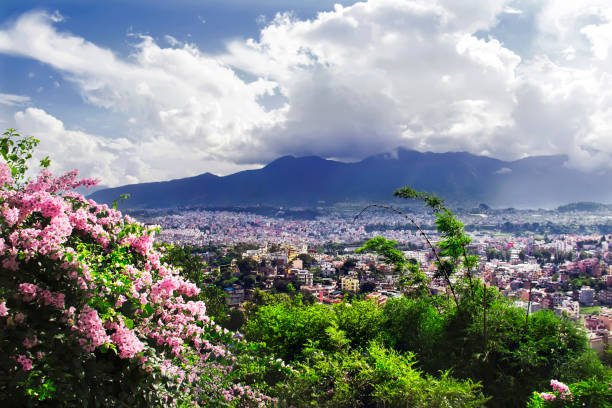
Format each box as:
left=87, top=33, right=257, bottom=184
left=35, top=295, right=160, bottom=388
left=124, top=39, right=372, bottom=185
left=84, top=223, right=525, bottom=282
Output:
left=225, top=284, right=245, bottom=306
left=366, top=292, right=387, bottom=306
left=599, top=289, right=612, bottom=305
left=579, top=286, right=595, bottom=306
left=340, top=277, right=359, bottom=292
left=404, top=251, right=427, bottom=265
left=296, top=270, right=314, bottom=286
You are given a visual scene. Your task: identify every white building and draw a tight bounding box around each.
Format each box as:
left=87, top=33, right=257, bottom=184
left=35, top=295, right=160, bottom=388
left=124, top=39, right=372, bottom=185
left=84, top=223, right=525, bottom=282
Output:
left=404, top=251, right=427, bottom=265
left=296, top=270, right=314, bottom=286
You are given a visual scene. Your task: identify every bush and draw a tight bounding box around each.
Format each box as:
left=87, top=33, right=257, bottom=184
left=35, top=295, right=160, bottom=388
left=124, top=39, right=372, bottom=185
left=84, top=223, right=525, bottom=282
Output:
left=0, top=129, right=272, bottom=406
left=527, top=378, right=612, bottom=408
left=275, top=342, right=488, bottom=407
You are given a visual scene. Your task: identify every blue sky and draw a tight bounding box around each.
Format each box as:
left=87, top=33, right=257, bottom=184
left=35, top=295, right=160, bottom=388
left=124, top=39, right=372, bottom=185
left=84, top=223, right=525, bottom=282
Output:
left=1, top=0, right=612, bottom=186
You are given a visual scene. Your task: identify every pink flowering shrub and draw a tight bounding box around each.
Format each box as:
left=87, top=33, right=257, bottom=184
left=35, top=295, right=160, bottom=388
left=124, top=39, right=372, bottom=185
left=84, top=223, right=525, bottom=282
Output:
left=527, top=378, right=611, bottom=408
left=0, top=129, right=273, bottom=406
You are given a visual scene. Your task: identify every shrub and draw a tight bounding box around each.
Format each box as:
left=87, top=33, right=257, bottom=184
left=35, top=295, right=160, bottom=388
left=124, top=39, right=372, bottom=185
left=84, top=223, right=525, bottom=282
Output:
left=527, top=378, right=612, bottom=408
left=0, top=129, right=272, bottom=406
left=275, top=342, right=488, bottom=407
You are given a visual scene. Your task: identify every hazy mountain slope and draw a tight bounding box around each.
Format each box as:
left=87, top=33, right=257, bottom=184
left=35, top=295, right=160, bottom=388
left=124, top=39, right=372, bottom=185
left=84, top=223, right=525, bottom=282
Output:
left=89, top=149, right=612, bottom=208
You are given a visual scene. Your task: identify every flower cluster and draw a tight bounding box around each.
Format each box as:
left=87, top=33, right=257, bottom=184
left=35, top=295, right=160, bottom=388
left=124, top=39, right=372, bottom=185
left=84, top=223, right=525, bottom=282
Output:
left=550, top=379, right=571, bottom=399
left=0, top=159, right=271, bottom=406
left=539, top=392, right=555, bottom=401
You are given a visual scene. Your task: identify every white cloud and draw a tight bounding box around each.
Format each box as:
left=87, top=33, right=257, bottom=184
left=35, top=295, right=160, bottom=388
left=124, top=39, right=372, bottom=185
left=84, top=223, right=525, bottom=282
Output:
left=2, top=1, right=612, bottom=186
left=12, top=107, right=260, bottom=186
left=14, top=107, right=132, bottom=186
left=223, top=0, right=519, bottom=162
left=0, top=93, right=30, bottom=106
left=163, top=35, right=181, bottom=47
left=495, top=167, right=512, bottom=174
left=503, top=6, right=523, bottom=15
left=0, top=10, right=279, bottom=184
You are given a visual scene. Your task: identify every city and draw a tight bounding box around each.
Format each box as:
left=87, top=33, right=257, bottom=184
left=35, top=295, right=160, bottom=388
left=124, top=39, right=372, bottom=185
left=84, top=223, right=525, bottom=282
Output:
left=141, top=205, right=612, bottom=357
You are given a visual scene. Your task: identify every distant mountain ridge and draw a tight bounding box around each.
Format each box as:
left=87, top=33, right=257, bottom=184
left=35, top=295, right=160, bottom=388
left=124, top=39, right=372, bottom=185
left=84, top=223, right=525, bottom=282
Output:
left=88, top=148, right=612, bottom=209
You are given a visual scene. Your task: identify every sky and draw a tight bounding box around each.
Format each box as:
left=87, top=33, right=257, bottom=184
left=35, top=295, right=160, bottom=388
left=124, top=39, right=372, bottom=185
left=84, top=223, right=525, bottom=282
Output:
left=1, top=0, right=612, bottom=187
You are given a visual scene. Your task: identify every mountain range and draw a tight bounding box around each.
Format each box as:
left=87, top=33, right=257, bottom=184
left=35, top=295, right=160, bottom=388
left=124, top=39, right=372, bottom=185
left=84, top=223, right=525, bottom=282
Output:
left=88, top=148, right=612, bottom=209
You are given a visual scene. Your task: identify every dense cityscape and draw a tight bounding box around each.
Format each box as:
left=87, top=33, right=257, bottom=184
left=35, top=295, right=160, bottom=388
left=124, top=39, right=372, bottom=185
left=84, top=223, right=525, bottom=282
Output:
left=138, top=205, right=612, bottom=357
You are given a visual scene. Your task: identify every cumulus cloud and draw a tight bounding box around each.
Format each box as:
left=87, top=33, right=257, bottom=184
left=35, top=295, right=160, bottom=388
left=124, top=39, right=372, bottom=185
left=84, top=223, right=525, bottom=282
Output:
left=0, top=10, right=277, bottom=184
left=222, top=0, right=612, bottom=170
left=14, top=107, right=137, bottom=186
left=1, top=0, right=612, bottom=185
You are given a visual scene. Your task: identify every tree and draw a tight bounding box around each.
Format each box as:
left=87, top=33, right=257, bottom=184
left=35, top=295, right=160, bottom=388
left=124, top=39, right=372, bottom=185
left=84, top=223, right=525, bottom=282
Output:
left=359, top=281, right=376, bottom=293
left=275, top=342, right=487, bottom=407
left=354, top=186, right=610, bottom=407
left=161, top=244, right=207, bottom=284
left=297, top=253, right=316, bottom=269
left=237, top=257, right=258, bottom=275
left=340, top=258, right=357, bottom=273
left=268, top=243, right=281, bottom=253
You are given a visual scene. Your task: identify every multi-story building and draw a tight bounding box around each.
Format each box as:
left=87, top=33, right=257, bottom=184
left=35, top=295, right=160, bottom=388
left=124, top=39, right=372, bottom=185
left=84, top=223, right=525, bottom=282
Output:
left=340, top=277, right=359, bottom=292
left=579, top=286, right=595, bottom=306
left=598, top=289, right=612, bottom=305
left=296, top=270, right=314, bottom=286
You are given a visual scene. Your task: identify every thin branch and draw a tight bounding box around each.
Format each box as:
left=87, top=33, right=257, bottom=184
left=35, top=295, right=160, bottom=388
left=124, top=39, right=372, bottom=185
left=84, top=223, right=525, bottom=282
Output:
left=353, top=204, right=459, bottom=306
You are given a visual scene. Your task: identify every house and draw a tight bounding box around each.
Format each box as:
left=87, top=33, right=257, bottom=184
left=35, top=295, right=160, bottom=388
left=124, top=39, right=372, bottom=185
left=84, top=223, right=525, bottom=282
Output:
left=224, top=284, right=245, bottom=306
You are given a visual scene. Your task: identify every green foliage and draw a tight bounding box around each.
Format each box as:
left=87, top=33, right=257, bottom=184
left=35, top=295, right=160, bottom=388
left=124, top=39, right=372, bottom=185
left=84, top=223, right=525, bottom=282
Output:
left=333, top=300, right=383, bottom=350
left=356, top=237, right=428, bottom=296
left=245, top=297, right=388, bottom=360
left=244, top=297, right=336, bottom=361
left=393, top=186, right=445, bottom=211
left=237, top=257, right=258, bottom=275
left=527, top=378, right=612, bottom=408
left=297, top=253, right=316, bottom=269
left=359, top=281, right=376, bottom=293
left=274, top=342, right=487, bottom=407
left=0, top=128, right=49, bottom=184
left=225, top=309, right=246, bottom=331
left=378, top=297, right=445, bottom=366
left=356, top=237, right=406, bottom=271
left=112, top=193, right=131, bottom=210
left=160, top=244, right=207, bottom=282
left=243, top=282, right=608, bottom=406
left=198, top=285, right=230, bottom=324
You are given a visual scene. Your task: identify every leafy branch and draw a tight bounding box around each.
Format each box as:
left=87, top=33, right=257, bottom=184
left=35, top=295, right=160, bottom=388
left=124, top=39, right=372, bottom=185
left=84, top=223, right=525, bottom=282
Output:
left=1, top=128, right=50, bottom=185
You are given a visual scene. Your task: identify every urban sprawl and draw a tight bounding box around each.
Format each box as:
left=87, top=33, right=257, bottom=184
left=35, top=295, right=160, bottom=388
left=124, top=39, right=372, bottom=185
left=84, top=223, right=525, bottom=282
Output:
left=136, top=206, right=612, bottom=357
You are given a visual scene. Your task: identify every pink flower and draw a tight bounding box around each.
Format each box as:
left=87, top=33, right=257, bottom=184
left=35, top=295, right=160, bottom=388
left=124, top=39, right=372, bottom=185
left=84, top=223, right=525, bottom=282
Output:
left=2, top=255, right=19, bottom=271
left=0, top=301, right=8, bottom=316
left=16, top=355, right=33, bottom=371
left=550, top=379, right=571, bottom=398
left=540, top=393, right=556, bottom=401
left=18, top=283, right=39, bottom=301
left=23, top=336, right=38, bottom=349
left=76, top=306, right=111, bottom=352
left=110, top=325, right=145, bottom=359
left=3, top=207, right=20, bottom=227
left=0, top=162, right=13, bottom=186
